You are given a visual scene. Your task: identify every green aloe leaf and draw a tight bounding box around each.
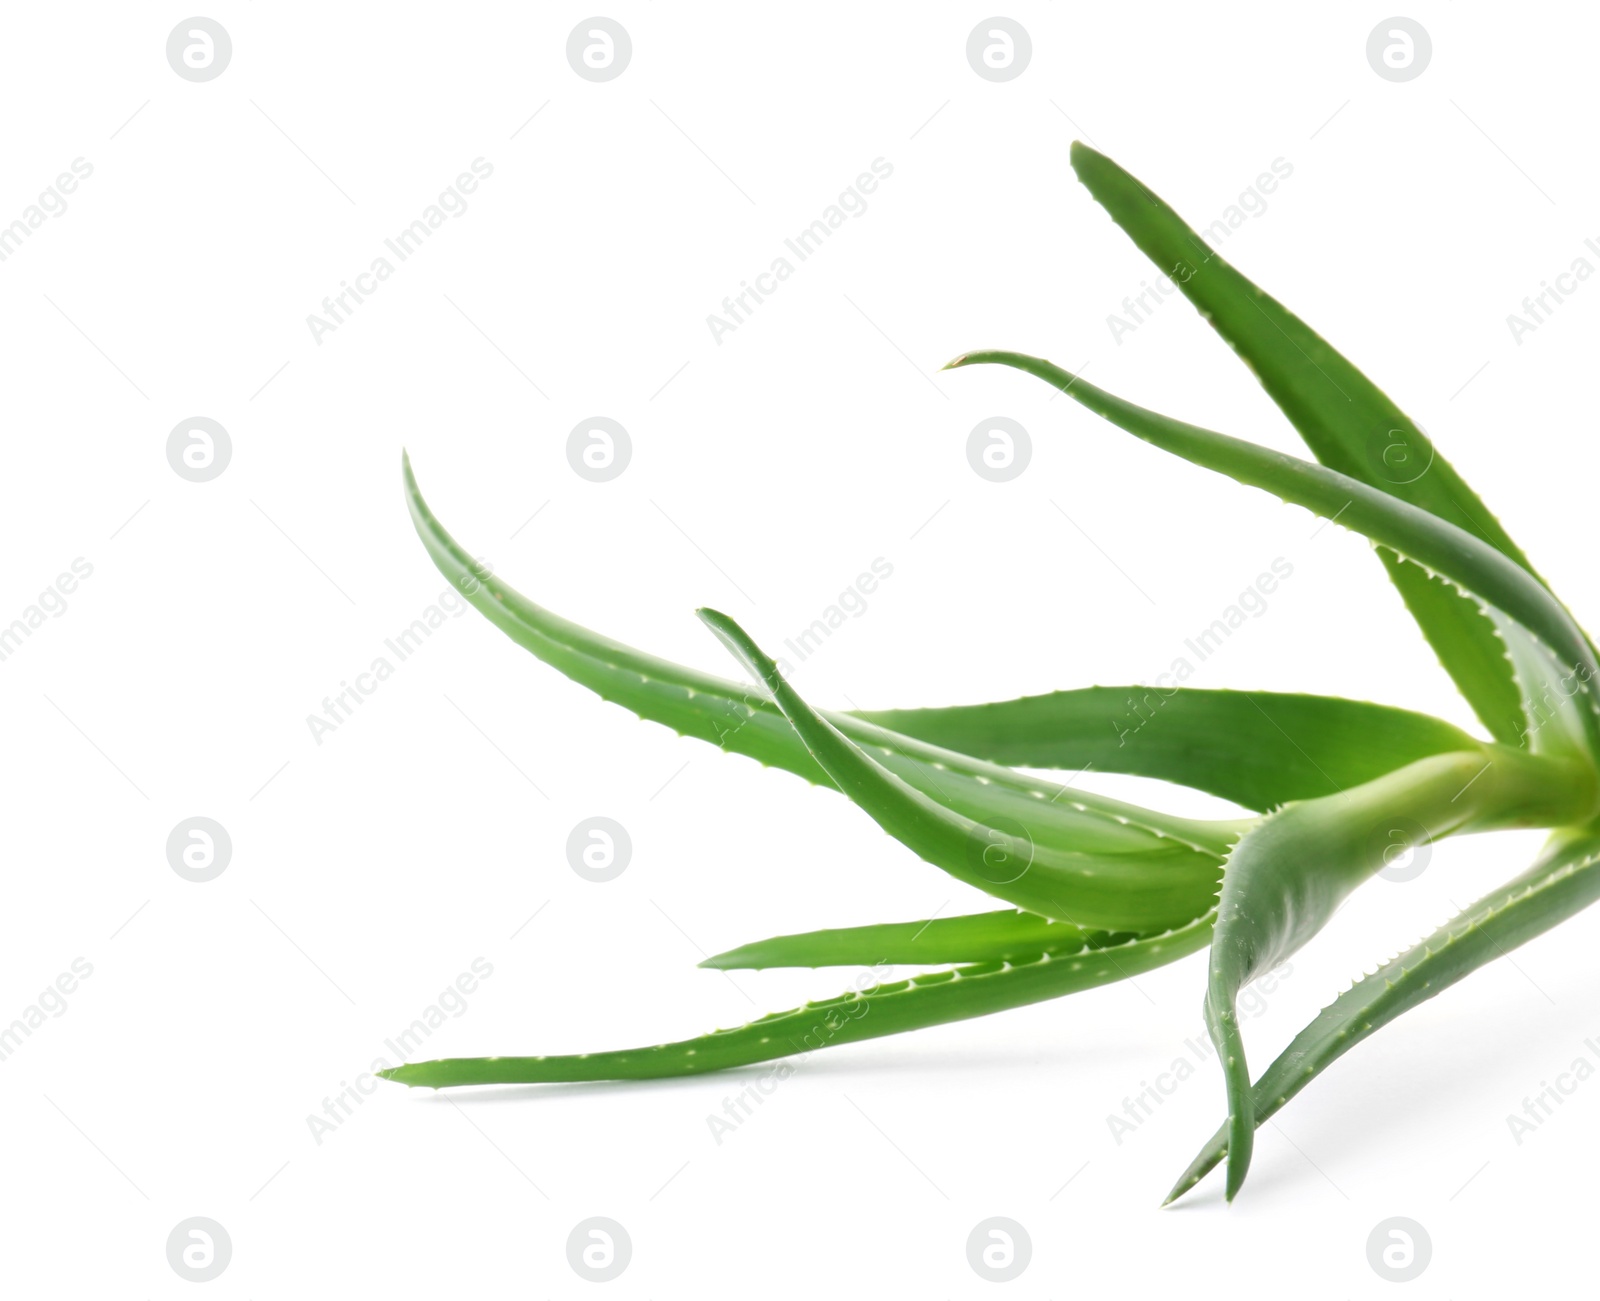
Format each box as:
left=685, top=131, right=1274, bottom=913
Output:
left=1169, top=823, right=1600, bottom=1204
left=378, top=912, right=1215, bottom=1089
left=943, top=351, right=1600, bottom=762
left=1489, top=607, right=1593, bottom=760
left=855, top=688, right=1478, bottom=812
left=1198, top=745, right=1594, bottom=1200
left=702, top=908, right=1128, bottom=969
left=695, top=605, right=1223, bottom=927
left=405, top=454, right=1240, bottom=932
left=1069, top=142, right=1539, bottom=744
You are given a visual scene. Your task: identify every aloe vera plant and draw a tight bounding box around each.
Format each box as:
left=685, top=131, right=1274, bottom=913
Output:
left=383, top=142, right=1600, bottom=1205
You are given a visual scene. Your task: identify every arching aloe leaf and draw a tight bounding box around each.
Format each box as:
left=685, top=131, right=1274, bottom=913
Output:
left=378, top=912, right=1215, bottom=1089
left=405, top=454, right=1239, bottom=931
left=1199, top=745, right=1594, bottom=1200
left=702, top=908, right=1129, bottom=969
left=943, top=351, right=1600, bottom=761
left=1069, top=142, right=1536, bottom=743
left=855, top=688, right=1479, bottom=812
left=695, top=606, right=1225, bottom=927
left=1169, top=824, right=1600, bottom=1204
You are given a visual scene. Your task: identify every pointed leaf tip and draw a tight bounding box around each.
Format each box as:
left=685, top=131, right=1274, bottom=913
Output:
left=696, top=608, right=777, bottom=690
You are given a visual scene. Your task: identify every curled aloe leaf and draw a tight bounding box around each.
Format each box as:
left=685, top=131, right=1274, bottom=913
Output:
left=696, top=605, right=1224, bottom=927
left=1169, top=824, right=1600, bottom=1203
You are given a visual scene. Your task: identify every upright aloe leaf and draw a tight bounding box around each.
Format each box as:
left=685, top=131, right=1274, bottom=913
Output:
left=856, top=688, right=1478, bottom=812
left=1068, top=142, right=1541, bottom=744
left=1170, top=824, right=1600, bottom=1203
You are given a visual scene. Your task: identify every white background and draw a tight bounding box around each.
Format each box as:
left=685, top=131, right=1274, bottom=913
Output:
left=2, top=2, right=1597, bottom=1294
